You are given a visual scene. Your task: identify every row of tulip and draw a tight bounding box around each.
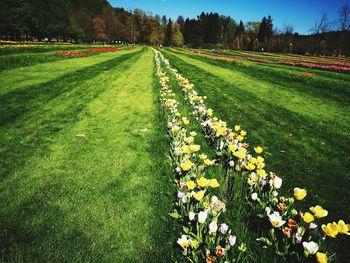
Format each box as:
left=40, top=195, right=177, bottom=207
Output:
left=154, top=49, right=244, bottom=262
left=188, top=49, right=350, bottom=74
left=55, top=47, right=120, bottom=57
left=157, top=50, right=349, bottom=262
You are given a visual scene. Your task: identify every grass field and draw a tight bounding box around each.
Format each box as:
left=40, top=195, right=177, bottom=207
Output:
left=0, top=45, right=349, bottom=262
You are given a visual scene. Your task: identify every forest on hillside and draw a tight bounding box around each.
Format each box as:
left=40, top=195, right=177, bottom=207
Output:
left=0, top=0, right=349, bottom=55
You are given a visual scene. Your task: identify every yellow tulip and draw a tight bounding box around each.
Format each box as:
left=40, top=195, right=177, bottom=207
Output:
left=228, top=144, right=237, bottom=152
left=247, top=163, right=256, bottom=171
left=207, top=108, right=213, bottom=116
left=257, top=156, right=264, bottom=164
left=181, top=160, right=193, bottom=171
left=234, top=125, right=240, bottom=131
left=189, top=144, right=201, bottom=153
left=257, top=162, right=265, bottom=169
left=237, top=135, right=244, bottom=142
left=240, top=130, right=247, bottom=136
left=187, top=180, right=196, bottom=190
left=257, top=169, right=267, bottom=177
left=194, top=191, right=205, bottom=201
left=190, top=131, right=197, bottom=137
left=250, top=157, right=257, bottom=164
left=316, top=252, right=328, bottom=263
left=182, top=145, right=190, bottom=154
left=321, top=222, right=339, bottom=238
left=209, top=179, right=220, bottom=188
left=182, top=117, right=189, bottom=125
left=197, top=177, right=209, bottom=188
left=199, top=154, right=207, bottom=160
left=186, top=136, right=194, bottom=143
left=254, top=146, right=263, bottom=154
left=337, top=220, right=350, bottom=235
left=234, top=151, right=245, bottom=159
left=190, top=240, right=199, bottom=249
left=204, top=159, right=214, bottom=166
left=302, top=212, right=314, bottom=223
left=175, top=112, right=181, bottom=117
left=171, top=125, right=180, bottom=133
left=310, top=205, right=328, bottom=218
left=294, top=187, right=307, bottom=201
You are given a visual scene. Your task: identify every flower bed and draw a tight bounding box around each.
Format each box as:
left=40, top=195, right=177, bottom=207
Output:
left=157, top=50, right=350, bottom=262
left=55, top=47, right=120, bottom=57
left=185, top=49, right=350, bottom=74
left=154, top=49, right=244, bottom=262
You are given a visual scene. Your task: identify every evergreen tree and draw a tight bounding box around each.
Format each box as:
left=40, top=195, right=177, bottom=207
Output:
left=164, top=19, right=172, bottom=46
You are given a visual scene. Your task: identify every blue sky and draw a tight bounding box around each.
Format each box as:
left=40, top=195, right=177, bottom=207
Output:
left=109, top=0, right=349, bottom=34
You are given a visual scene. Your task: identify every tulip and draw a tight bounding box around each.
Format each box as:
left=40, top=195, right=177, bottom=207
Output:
left=272, top=176, right=282, bottom=189
left=181, top=159, right=193, bottom=171
left=177, top=235, right=190, bottom=250
left=228, top=235, right=237, bottom=246
left=199, top=154, right=207, bottom=160
left=302, top=212, right=314, bottom=223
left=247, top=163, right=256, bottom=171
left=186, top=180, right=196, bottom=190
left=209, top=179, right=220, bottom=188
left=189, top=144, right=201, bottom=153
left=294, top=187, right=307, bottom=200
left=310, top=205, right=328, bottom=218
left=198, top=211, right=208, bottom=223
left=337, top=220, right=350, bottom=235
left=216, top=245, right=224, bottom=257
left=321, top=222, right=338, bottom=238
left=268, top=212, right=286, bottom=228
left=316, top=252, right=328, bottom=263
left=251, top=193, right=258, bottom=201
left=189, top=211, right=195, bottom=221
left=209, top=221, right=218, bottom=234
left=194, top=191, right=205, bottom=202
left=220, top=223, right=229, bottom=234
left=302, top=241, right=319, bottom=255
left=254, top=146, right=263, bottom=154
left=197, top=177, right=209, bottom=188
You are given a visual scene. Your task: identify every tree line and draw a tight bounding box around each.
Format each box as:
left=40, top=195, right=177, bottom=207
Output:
left=0, top=0, right=349, bottom=55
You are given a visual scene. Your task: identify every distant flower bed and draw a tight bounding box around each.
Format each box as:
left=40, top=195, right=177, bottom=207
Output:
left=189, top=49, right=350, bottom=74
left=55, top=47, right=120, bottom=57
left=288, top=70, right=316, bottom=78
left=279, top=61, right=350, bottom=73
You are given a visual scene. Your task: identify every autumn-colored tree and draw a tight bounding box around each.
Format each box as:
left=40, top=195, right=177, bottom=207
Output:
left=172, top=22, right=184, bottom=46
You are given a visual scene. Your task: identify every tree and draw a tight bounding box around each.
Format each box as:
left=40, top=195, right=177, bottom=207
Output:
left=92, top=16, right=107, bottom=42
left=172, top=22, right=184, bottom=46
left=177, top=15, right=185, bottom=33
left=338, top=4, right=350, bottom=31
left=310, top=13, right=330, bottom=54
left=164, top=19, right=172, bottom=46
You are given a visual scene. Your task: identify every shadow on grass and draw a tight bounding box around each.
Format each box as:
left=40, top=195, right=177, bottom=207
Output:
left=0, top=49, right=144, bottom=180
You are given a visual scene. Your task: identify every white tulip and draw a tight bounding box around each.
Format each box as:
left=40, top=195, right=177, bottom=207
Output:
left=189, top=212, right=195, bottom=221
left=198, top=211, right=208, bottom=224
left=209, top=221, right=218, bottom=234
left=302, top=241, right=319, bottom=255
left=251, top=193, right=258, bottom=201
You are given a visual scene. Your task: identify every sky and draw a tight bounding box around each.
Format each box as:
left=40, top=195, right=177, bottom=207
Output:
left=109, top=0, right=350, bottom=35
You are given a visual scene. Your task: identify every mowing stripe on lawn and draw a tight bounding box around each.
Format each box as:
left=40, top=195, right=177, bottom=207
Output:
left=0, top=47, right=175, bottom=262
left=165, top=50, right=350, bottom=127
left=0, top=47, right=141, bottom=96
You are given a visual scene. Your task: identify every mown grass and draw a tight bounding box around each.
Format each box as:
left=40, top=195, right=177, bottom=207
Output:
left=0, top=47, right=176, bottom=262
left=162, top=48, right=350, bottom=261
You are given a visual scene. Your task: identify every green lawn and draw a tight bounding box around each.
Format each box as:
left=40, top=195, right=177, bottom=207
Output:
left=0, top=45, right=349, bottom=262
left=0, top=47, right=177, bottom=262
left=162, top=48, right=350, bottom=261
